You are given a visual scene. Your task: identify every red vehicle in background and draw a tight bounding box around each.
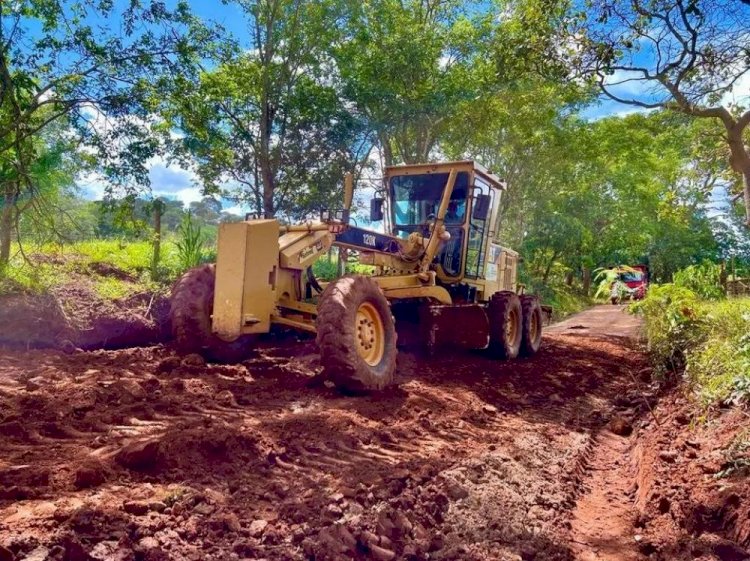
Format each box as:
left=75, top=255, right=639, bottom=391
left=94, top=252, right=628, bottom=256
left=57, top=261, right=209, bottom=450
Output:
left=610, top=265, right=649, bottom=304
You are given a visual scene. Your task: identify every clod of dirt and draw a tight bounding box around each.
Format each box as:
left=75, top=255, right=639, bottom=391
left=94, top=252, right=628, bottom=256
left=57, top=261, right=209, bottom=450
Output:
left=155, top=356, right=181, bottom=373
left=59, top=538, right=93, bottom=561
left=445, top=481, right=470, bottom=501
left=0, top=465, right=50, bottom=488
left=248, top=519, right=268, bottom=538
left=181, top=354, right=206, bottom=368
left=658, top=449, right=678, bottom=463
left=74, top=462, right=108, bottom=489
left=368, top=544, right=397, bottom=561
left=115, top=440, right=162, bottom=472
left=609, top=415, right=633, bottom=436
left=148, top=501, right=167, bottom=513
left=122, top=501, right=149, bottom=516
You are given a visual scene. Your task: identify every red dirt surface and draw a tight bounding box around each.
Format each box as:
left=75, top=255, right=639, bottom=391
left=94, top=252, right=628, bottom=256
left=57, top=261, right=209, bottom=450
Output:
left=0, top=275, right=169, bottom=351
left=0, top=305, right=748, bottom=560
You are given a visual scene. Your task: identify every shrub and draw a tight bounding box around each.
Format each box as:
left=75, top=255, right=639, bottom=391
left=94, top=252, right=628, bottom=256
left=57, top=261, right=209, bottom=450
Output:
left=673, top=261, right=725, bottom=300
left=685, top=299, right=750, bottom=406
left=312, top=257, right=338, bottom=281
left=630, top=284, right=706, bottom=377
left=175, top=212, right=206, bottom=272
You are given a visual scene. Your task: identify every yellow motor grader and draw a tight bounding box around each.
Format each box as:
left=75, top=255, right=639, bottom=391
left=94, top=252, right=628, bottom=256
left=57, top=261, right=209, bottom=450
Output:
left=170, top=160, right=544, bottom=391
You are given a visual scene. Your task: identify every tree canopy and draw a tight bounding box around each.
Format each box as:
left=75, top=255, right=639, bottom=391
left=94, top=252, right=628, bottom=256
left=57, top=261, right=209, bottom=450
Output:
left=1, top=0, right=748, bottom=289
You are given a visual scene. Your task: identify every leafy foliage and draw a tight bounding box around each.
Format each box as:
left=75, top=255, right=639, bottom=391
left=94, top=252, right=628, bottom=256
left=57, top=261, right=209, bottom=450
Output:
left=631, top=284, right=706, bottom=377
left=634, top=274, right=750, bottom=406
left=673, top=262, right=725, bottom=300
left=175, top=212, right=207, bottom=272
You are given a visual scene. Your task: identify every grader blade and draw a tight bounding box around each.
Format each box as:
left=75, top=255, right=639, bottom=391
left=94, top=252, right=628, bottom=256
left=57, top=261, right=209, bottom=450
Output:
left=420, top=304, right=490, bottom=352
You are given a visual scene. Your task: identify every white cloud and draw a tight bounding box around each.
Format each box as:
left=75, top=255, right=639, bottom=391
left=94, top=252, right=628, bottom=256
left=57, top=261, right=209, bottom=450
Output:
left=603, top=69, right=659, bottom=99
left=722, top=71, right=750, bottom=107
left=155, top=187, right=203, bottom=206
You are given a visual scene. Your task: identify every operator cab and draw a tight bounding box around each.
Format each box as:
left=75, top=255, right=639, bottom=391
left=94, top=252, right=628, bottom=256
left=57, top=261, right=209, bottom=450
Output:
left=381, top=161, right=508, bottom=295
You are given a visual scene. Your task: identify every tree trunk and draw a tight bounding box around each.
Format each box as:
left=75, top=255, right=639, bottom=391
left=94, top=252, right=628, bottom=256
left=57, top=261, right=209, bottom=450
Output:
left=259, top=106, right=276, bottom=218
left=151, top=200, right=164, bottom=280
left=582, top=267, right=592, bottom=296
left=726, top=120, right=750, bottom=226
left=0, top=184, right=17, bottom=266
left=542, top=251, right=559, bottom=284
left=743, top=167, right=750, bottom=227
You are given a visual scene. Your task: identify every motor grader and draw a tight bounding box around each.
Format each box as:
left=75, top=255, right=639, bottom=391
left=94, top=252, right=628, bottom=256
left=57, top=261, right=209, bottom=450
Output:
left=170, top=160, right=544, bottom=392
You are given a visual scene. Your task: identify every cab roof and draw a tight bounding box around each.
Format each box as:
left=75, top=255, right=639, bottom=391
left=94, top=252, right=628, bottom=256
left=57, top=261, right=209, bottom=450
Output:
left=384, top=160, right=505, bottom=190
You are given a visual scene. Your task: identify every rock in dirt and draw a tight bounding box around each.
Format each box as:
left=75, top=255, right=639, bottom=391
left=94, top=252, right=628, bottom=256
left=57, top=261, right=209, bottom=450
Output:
left=248, top=519, right=268, bottom=538
left=609, top=415, right=633, bottom=436
left=115, top=440, right=162, bottom=471
left=0, top=546, right=14, bottom=561
left=148, top=501, right=167, bottom=513
left=123, top=500, right=150, bottom=515
left=659, top=450, right=679, bottom=463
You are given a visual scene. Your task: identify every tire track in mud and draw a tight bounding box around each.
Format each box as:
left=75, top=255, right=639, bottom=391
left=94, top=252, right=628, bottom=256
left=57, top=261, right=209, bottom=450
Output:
left=0, top=307, right=654, bottom=561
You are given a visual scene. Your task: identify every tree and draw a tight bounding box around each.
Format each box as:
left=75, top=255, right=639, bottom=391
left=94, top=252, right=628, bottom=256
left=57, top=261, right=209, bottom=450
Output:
left=336, top=0, right=495, bottom=165
left=572, top=0, right=750, bottom=225
left=0, top=0, right=209, bottom=265
left=189, top=197, right=223, bottom=226
left=172, top=0, right=369, bottom=219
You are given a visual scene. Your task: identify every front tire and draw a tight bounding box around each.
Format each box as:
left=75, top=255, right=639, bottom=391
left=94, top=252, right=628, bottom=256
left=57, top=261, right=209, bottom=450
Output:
left=487, top=291, right=523, bottom=359
left=316, top=275, right=397, bottom=392
left=520, top=295, right=543, bottom=356
left=170, top=264, right=254, bottom=363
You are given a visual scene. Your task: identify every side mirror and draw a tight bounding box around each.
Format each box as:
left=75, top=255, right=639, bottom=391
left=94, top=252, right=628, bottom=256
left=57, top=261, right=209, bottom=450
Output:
left=474, top=194, right=491, bottom=221
left=370, top=197, right=384, bottom=222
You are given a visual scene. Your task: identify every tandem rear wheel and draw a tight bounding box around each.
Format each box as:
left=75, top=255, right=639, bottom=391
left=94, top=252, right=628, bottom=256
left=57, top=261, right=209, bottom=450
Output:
left=487, top=291, right=543, bottom=359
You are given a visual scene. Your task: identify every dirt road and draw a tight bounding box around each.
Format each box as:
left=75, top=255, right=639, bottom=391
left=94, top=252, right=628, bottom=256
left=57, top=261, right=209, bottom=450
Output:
left=0, top=305, right=707, bottom=560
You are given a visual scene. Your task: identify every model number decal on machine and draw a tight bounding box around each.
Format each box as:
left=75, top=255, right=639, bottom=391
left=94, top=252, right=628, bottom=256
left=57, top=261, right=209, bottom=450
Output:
left=300, top=241, right=324, bottom=259
left=362, top=234, right=376, bottom=247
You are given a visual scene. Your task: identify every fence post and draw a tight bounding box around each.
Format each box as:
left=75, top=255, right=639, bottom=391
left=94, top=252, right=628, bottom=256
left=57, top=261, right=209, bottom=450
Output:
left=151, top=199, right=165, bottom=280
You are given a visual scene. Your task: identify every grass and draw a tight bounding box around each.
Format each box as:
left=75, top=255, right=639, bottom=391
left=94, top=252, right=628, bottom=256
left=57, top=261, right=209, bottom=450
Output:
left=632, top=283, right=750, bottom=407
left=0, top=238, right=187, bottom=298
left=685, top=298, right=750, bottom=406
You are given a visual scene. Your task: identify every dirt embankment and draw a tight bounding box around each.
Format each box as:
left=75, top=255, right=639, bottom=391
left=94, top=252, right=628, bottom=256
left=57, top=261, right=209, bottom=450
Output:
left=0, top=260, right=170, bottom=351
left=0, top=305, right=747, bottom=561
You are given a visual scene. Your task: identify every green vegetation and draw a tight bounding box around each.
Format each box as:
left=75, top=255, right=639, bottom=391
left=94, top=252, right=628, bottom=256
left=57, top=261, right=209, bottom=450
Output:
left=0, top=239, right=183, bottom=297
left=633, top=272, right=750, bottom=407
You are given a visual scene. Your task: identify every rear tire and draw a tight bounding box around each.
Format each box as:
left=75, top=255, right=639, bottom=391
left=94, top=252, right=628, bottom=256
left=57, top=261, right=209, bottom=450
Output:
left=520, top=295, right=543, bottom=356
left=316, top=275, right=397, bottom=392
left=487, top=291, right=522, bottom=359
left=170, top=264, right=254, bottom=363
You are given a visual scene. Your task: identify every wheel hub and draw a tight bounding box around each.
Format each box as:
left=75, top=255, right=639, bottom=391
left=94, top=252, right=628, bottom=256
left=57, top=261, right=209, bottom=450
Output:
left=355, top=302, right=385, bottom=366
left=507, top=308, right=520, bottom=346
left=530, top=309, right=540, bottom=342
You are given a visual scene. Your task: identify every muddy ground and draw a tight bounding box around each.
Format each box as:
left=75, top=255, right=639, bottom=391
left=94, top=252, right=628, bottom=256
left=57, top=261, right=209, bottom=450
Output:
left=0, top=305, right=749, bottom=561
